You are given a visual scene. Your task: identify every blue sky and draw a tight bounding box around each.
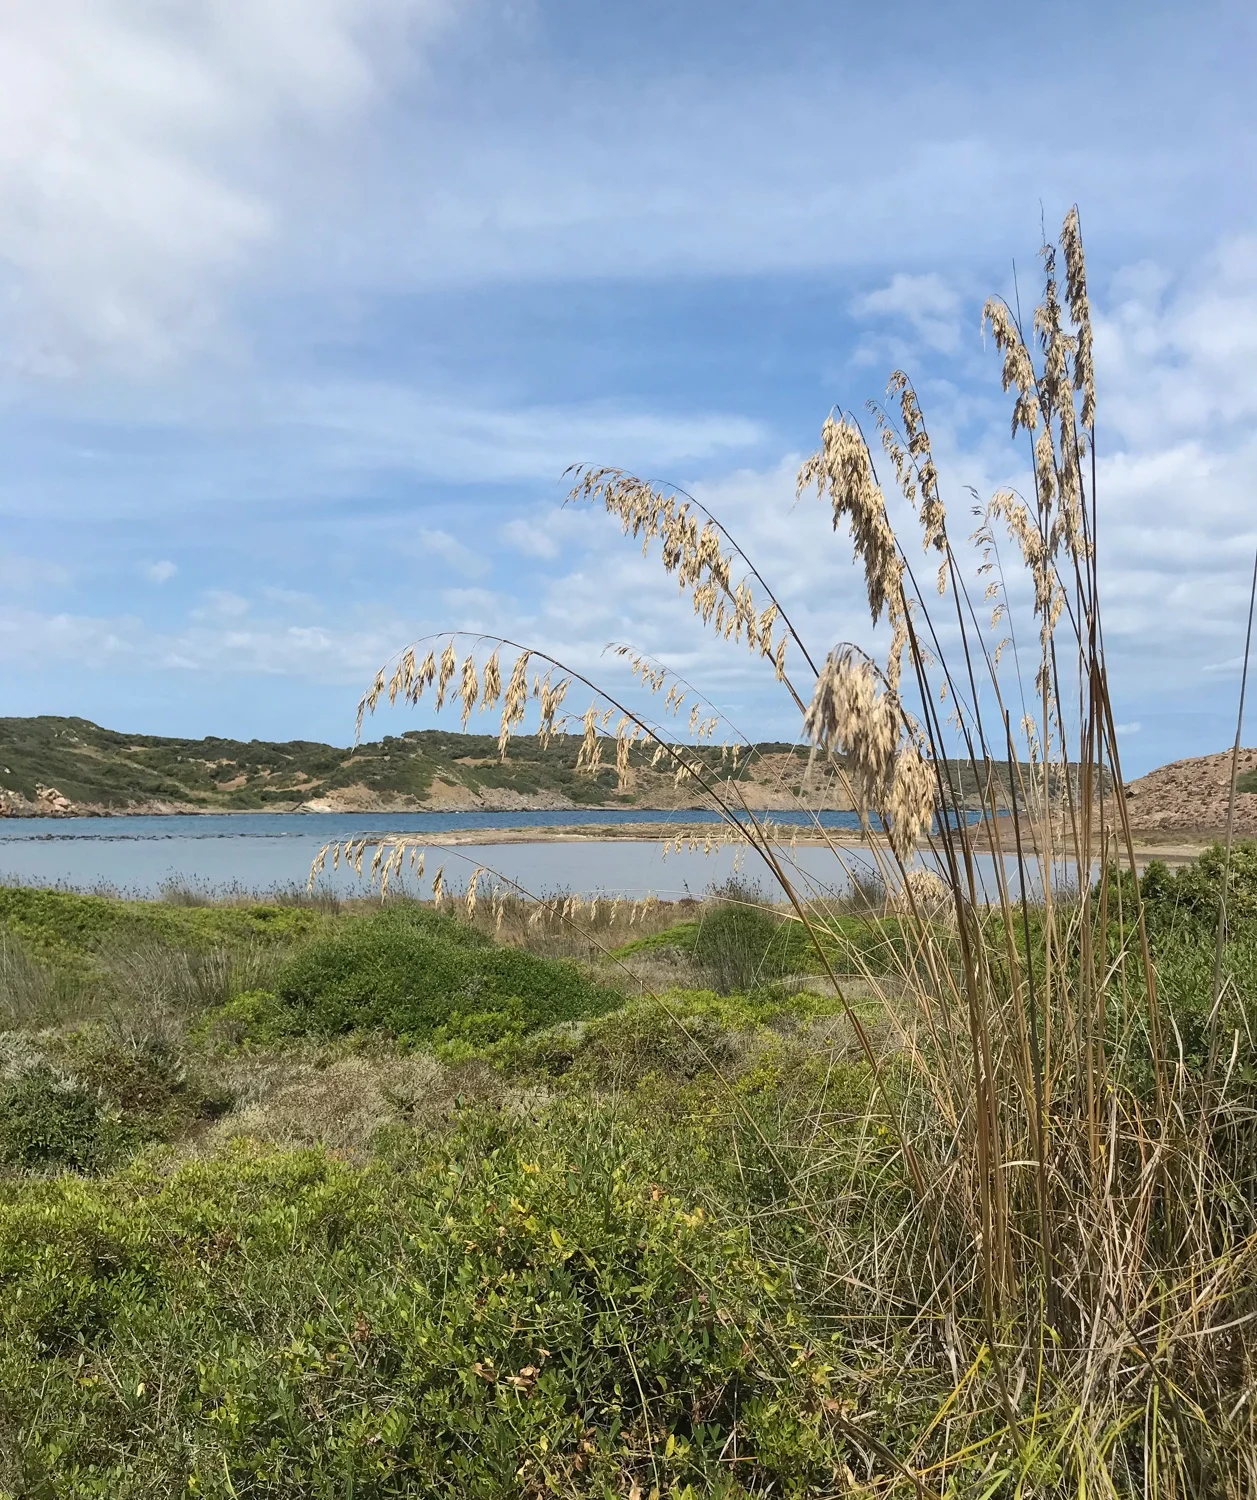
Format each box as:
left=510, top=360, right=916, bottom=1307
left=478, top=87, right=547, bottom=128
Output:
left=0, top=0, right=1254, bottom=774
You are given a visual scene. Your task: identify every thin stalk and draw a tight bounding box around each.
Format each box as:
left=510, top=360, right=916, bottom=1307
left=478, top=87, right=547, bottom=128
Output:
left=1210, top=539, right=1257, bottom=1022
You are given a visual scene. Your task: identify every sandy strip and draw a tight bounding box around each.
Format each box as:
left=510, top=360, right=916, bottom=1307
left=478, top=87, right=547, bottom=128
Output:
left=363, top=820, right=1210, bottom=866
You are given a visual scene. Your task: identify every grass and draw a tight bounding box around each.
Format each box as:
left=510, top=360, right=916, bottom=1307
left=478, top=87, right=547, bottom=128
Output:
left=330, top=212, right=1257, bottom=1494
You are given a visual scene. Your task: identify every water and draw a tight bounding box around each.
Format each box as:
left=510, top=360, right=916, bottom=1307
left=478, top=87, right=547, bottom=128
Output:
left=0, top=808, right=1040, bottom=902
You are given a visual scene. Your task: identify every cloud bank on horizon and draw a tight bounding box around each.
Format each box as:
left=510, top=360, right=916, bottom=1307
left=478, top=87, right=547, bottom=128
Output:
left=0, top=0, right=1253, bottom=774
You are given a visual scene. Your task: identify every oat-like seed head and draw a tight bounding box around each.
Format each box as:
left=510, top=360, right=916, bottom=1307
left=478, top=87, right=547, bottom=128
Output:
left=480, top=650, right=502, bottom=714
left=435, top=640, right=457, bottom=711
left=458, top=654, right=480, bottom=730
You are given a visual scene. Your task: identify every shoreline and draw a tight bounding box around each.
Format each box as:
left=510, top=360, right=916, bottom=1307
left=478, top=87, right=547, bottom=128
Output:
left=0, top=804, right=1218, bottom=864
left=0, top=805, right=1220, bottom=866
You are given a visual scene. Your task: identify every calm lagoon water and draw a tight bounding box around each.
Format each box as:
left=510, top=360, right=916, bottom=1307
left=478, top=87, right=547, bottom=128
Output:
left=0, top=808, right=1039, bottom=902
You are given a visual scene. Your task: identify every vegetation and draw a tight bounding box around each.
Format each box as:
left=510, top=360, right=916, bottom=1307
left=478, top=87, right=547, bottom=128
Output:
left=3, top=213, right=1255, bottom=1496
left=0, top=716, right=816, bottom=812
left=0, top=714, right=1071, bottom=817
left=219, top=904, right=624, bottom=1050
left=0, top=881, right=876, bottom=1495
left=330, top=211, right=1257, bottom=1493
left=2, top=834, right=1256, bottom=1495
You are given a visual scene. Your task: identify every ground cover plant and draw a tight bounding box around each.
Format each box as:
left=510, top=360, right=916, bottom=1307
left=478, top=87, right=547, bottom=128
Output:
left=0, top=859, right=1253, bottom=1492
left=0, top=881, right=883, bottom=1495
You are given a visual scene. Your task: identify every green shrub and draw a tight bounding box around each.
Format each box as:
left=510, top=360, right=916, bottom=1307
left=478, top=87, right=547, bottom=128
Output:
left=617, top=901, right=916, bottom=986
left=0, top=1027, right=231, bottom=1175
left=1093, top=850, right=1257, bottom=1083
left=1126, top=843, right=1257, bottom=937
left=256, top=906, right=623, bottom=1045
left=0, top=886, right=322, bottom=973
left=0, top=1124, right=841, bottom=1498
left=691, top=897, right=796, bottom=993
left=0, top=1064, right=107, bottom=1172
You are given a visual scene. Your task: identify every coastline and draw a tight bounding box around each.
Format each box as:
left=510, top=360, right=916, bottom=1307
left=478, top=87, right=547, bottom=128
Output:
left=0, top=797, right=1220, bottom=866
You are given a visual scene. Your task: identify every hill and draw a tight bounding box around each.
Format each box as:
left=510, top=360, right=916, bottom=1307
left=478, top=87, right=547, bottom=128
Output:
left=0, top=715, right=1123, bottom=820
left=0, top=716, right=841, bottom=816
left=1125, top=747, right=1257, bottom=839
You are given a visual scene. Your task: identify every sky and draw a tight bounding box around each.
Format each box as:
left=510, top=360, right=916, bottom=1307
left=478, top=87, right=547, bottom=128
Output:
left=0, top=0, right=1254, bottom=775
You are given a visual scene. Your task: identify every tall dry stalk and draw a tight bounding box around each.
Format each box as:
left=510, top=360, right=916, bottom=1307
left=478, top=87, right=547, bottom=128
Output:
left=323, top=211, right=1256, bottom=1495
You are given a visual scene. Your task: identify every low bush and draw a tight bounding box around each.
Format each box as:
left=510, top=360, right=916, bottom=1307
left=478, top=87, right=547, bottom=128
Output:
left=1125, top=842, right=1257, bottom=937
left=691, top=897, right=796, bottom=993
left=0, top=1064, right=109, bottom=1173
left=0, top=886, right=322, bottom=973
left=247, top=906, right=624, bottom=1047
left=0, top=1119, right=841, bottom=1498
left=0, top=1019, right=230, bottom=1176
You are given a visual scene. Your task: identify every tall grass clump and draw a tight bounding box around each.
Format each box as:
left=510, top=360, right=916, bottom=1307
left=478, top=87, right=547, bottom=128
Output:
left=330, top=209, right=1255, bottom=1494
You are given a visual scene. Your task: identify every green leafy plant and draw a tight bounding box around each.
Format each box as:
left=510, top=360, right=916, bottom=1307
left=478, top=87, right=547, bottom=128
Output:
left=254, top=905, right=623, bottom=1045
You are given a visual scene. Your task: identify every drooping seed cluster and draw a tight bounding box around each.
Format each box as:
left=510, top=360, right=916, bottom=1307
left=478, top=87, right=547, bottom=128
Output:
left=1061, top=206, right=1096, bottom=430
left=873, top=372, right=950, bottom=596
left=802, top=647, right=934, bottom=859
left=567, top=466, right=788, bottom=676
left=793, top=404, right=938, bottom=859
left=796, top=413, right=909, bottom=693
left=308, top=836, right=667, bottom=928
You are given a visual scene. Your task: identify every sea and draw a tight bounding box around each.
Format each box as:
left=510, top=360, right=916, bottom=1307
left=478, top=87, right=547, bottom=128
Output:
left=0, top=807, right=1041, bottom=903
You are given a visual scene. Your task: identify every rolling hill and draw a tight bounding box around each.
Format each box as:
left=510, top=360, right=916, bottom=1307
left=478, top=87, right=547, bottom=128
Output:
left=0, top=715, right=1137, bottom=821
left=1123, top=748, right=1257, bottom=839
left=0, top=716, right=835, bottom=815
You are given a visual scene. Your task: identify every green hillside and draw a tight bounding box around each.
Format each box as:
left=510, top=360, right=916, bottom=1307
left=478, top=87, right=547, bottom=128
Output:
left=0, top=716, right=804, bottom=813
left=0, top=716, right=1093, bottom=816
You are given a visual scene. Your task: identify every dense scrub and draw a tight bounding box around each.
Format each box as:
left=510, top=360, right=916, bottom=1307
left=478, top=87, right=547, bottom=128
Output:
left=1, top=861, right=1255, bottom=1494
left=0, top=716, right=813, bottom=811
left=0, top=1113, right=848, bottom=1499
left=224, top=905, right=624, bottom=1049
left=0, top=884, right=877, bottom=1495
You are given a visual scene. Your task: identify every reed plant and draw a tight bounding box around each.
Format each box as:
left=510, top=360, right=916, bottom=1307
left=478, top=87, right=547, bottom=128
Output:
left=327, top=210, right=1255, bottom=1494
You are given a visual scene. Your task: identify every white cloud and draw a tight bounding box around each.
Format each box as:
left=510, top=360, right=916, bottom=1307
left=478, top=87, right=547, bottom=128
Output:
left=0, top=605, right=140, bottom=665
left=0, top=600, right=404, bottom=685
left=195, top=589, right=250, bottom=620
left=501, top=517, right=559, bottom=559
left=0, top=551, right=72, bottom=590
left=262, top=584, right=317, bottom=608
left=0, top=0, right=451, bottom=372
left=1098, top=237, right=1257, bottom=448
left=852, top=272, right=962, bottom=352
left=413, top=527, right=488, bottom=578
left=144, top=559, right=178, bottom=583
left=280, top=383, right=766, bottom=483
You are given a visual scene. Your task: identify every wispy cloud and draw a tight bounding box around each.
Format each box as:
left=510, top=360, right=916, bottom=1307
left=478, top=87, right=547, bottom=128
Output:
left=852, top=273, right=961, bottom=352
left=0, top=552, right=72, bottom=591
left=0, top=0, right=452, bottom=372
left=500, top=517, right=559, bottom=559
